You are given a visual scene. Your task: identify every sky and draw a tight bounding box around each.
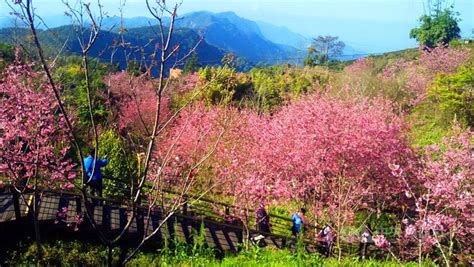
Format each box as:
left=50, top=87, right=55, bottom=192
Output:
left=0, top=0, right=473, bottom=53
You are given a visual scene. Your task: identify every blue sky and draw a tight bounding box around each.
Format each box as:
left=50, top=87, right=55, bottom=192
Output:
left=1, top=0, right=472, bottom=53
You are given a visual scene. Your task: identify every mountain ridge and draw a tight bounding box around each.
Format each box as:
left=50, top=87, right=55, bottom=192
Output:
left=174, top=11, right=299, bottom=65
left=0, top=25, right=225, bottom=70
left=0, top=11, right=367, bottom=66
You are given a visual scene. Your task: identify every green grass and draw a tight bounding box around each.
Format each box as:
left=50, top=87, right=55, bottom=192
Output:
left=129, top=247, right=434, bottom=267
left=4, top=234, right=437, bottom=266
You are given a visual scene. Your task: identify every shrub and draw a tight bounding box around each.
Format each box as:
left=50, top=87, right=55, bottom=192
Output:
left=99, top=129, right=138, bottom=198
left=5, top=241, right=116, bottom=266
left=409, top=66, right=473, bottom=147
left=429, top=66, right=473, bottom=127
left=198, top=66, right=252, bottom=106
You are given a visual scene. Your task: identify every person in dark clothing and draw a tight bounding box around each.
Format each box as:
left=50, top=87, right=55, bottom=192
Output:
left=83, top=148, right=108, bottom=204
left=358, top=223, right=373, bottom=259
left=319, top=223, right=335, bottom=257
left=256, top=203, right=271, bottom=233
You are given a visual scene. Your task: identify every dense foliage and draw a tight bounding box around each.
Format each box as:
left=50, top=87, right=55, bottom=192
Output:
left=0, top=59, right=76, bottom=188
left=410, top=7, right=461, bottom=48
left=0, top=42, right=14, bottom=69
left=54, top=57, right=112, bottom=129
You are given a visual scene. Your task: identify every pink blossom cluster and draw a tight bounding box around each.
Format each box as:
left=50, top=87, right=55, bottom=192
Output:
left=380, top=59, right=412, bottom=80
left=371, top=45, right=471, bottom=109
left=373, top=235, right=390, bottom=249
left=404, top=70, right=430, bottom=106
left=210, top=94, right=414, bottom=223
left=405, top=46, right=469, bottom=105
left=174, top=72, right=200, bottom=94
left=106, top=72, right=171, bottom=137
left=419, top=45, right=470, bottom=74
left=345, top=58, right=374, bottom=74
left=55, top=207, right=83, bottom=231
left=55, top=207, right=68, bottom=223
left=398, top=127, right=473, bottom=258
left=0, top=60, right=76, bottom=187
left=148, top=102, right=236, bottom=189
left=161, top=91, right=471, bottom=260
left=73, top=213, right=84, bottom=231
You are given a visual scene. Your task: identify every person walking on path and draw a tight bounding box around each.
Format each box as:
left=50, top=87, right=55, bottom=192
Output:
left=291, top=208, right=306, bottom=237
left=319, top=223, right=335, bottom=257
left=256, top=202, right=271, bottom=234
left=83, top=148, right=108, bottom=204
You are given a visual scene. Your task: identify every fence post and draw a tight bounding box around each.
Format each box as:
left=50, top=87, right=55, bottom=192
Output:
left=10, top=188, right=22, bottom=221
left=136, top=207, right=145, bottom=237
left=182, top=196, right=188, bottom=215
left=103, top=205, right=111, bottom=232
left=75, top=196, right=82, bottom=213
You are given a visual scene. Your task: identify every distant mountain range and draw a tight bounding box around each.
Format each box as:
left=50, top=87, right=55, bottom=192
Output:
left=174, top=11, right=303, bottom=65
left=0, top=25, right=225, bottom=71
left=0, top=11, right=365, bottom=67
left=255, top=20, right=310, bottom=50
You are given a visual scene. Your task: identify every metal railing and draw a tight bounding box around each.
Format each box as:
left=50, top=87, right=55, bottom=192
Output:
left=101, top=176, right=306, bottom=236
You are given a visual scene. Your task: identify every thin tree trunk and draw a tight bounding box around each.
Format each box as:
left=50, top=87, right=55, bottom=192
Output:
left=337, top=175, right=342, bottom=261
left=107, top=244, right=113, bottom=267
left=418, top=230, right=423, bottom=266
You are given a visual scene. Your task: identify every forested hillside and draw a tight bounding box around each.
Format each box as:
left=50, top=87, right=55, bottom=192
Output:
left=0, top=25, right=224, bottom=70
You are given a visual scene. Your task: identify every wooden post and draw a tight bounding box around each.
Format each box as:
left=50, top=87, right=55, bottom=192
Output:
left=103, top=205, right=111, bottom=232
left=75, top=197, right=82, bottom=214
left=10, top=188, right=22, bottom=221
left=182, top=197, right=188, bottom=215
left=136, top=207, right=144, bottom=237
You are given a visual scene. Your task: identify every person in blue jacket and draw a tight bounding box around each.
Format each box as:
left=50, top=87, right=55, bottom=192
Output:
left=292, top=208, right=306, bottom=237
left=83, top=148, right=108, bottom=203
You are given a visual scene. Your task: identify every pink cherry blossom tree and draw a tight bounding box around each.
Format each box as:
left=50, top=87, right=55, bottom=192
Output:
left=215, top=94, right=415, bottom=255
left=268, top=96, right=413, bottom=258
left=0, top=56, right=76, bottom=254
left=418, top=45, right=470, bottom=74
left=10, top=0, right=215, bottom=264
left=106, top=72, right=172, bottom=139
left=397, top=126, right=473, bottom=266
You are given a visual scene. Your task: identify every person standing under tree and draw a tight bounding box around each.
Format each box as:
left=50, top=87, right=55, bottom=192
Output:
left=83, top=148, right=108, bottom=204
left=319, top=223, right=335, bottom=257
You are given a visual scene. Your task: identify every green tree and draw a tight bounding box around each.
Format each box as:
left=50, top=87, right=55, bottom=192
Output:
left=410, top=7, right=461, bottom=48
left=304, top=36, right=345, bottom=66
left=197, top=66, right=251, bottom=106
left=183, top=52, right=200, bottom=74
left=250, top=69, right=285, bottom=111
left=53, top=57, right=111, bottom=128
left=98, top=130, right=138, bottom=199
left=0, top=42, right=15, bottom=69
